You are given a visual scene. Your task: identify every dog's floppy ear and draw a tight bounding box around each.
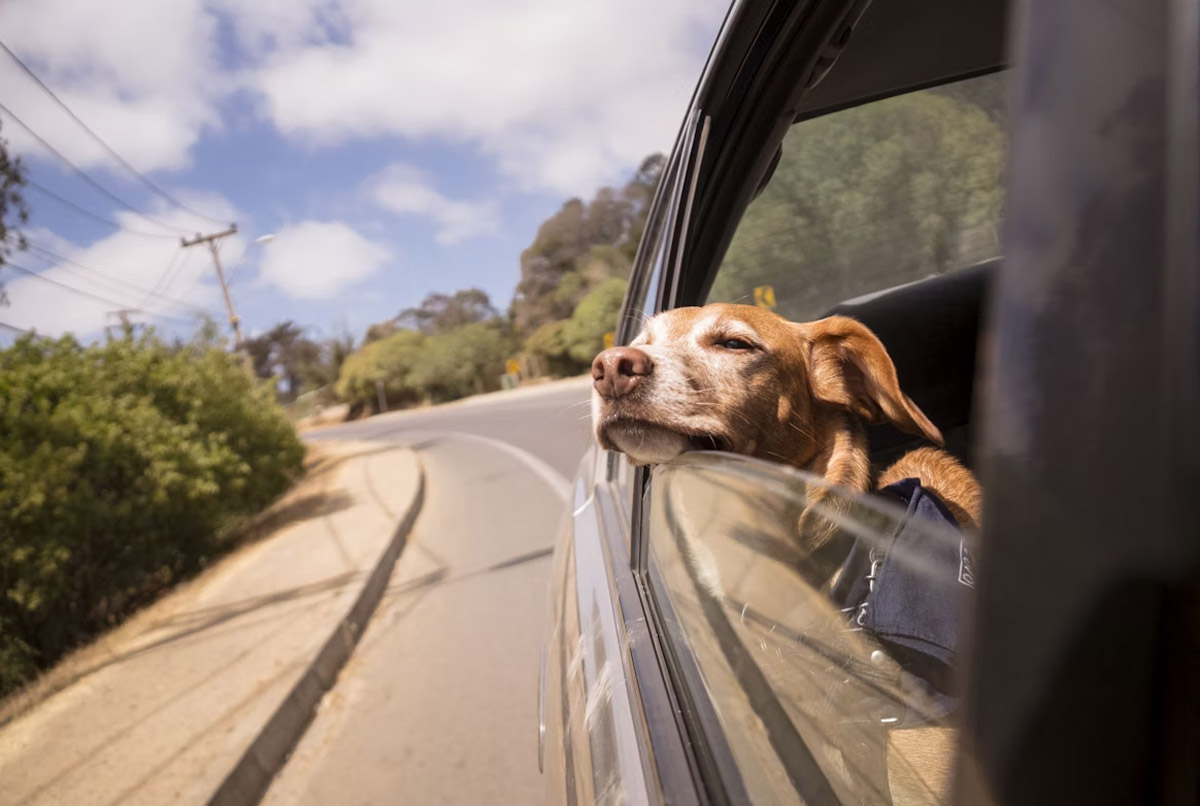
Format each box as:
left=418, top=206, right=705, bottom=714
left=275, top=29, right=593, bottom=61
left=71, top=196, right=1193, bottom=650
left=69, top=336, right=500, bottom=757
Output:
left=800, top=316, right=944, bottom=445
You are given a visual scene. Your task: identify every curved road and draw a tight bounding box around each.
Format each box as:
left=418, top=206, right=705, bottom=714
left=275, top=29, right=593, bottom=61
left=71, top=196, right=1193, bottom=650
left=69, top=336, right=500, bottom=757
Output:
left=265, top=378, right=593, bottom=805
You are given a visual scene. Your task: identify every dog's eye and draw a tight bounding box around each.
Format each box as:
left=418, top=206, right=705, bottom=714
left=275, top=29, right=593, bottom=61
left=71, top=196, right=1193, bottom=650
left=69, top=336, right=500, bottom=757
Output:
left=716, top=338, right=754, bottom=351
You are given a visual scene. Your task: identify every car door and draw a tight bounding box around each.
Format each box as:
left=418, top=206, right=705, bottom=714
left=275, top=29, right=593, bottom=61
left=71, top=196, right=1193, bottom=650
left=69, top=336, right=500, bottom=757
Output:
left=540, top=125, right=711, bottom=806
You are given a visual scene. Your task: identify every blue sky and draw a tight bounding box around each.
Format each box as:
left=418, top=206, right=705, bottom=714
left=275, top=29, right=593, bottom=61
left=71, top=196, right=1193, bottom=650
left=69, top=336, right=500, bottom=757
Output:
left=0, top=0, right=728, bottom=344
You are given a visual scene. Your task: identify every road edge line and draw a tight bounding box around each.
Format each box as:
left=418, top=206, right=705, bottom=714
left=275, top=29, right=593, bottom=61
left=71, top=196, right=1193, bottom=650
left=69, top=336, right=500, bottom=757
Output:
left=207, top=450, right=427, bottom=806
left=438, top=430, right=571, bottom=500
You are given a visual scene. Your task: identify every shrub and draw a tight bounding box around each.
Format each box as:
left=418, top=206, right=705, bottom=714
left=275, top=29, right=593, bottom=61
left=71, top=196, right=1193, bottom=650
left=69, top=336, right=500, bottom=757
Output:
left=410, top=322, right=513, bottom=402
left=524, top=320, right=586, bottom=378
left=561, top=277, right=628, bottom=364
left=0, top=330, right=304, bottom=696
left=336, top=323, right=513, bottom=407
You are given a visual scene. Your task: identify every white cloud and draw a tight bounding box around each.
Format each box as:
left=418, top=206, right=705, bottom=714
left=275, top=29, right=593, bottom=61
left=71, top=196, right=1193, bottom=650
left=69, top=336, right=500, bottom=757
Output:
left=256, top=220, right=390, bottom=300
left=2, top=195, right=241, bottom=338
left=235, top=0, right=727, bottom=195
left=368, top=163, right=498, bottom=244
left=0, top=0, right=220, bottom=174
left=0, top=0, right=727, bottom=197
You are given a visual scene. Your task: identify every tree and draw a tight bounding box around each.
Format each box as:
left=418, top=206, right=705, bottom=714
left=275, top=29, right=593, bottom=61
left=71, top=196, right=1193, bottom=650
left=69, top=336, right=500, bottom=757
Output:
left=305, top=328, right=356, bottom=391
left=561, top=277, right=628, bottom=364
left=0, top=121, right=30, bottom=304
left=243, top=321, right=323, bottom=402
left=335, top=329, right=426, bottom=411
left=509, top=154, right=665, bottom=336
left=523, top=319, right=577, bottom=376
left=396, top=288, right=500, bottom=334
left=708, top=88, right=1004, bottom=322
left=619, top=153, right=666, bottom=260
left=410, top=322, right=513, bottom=401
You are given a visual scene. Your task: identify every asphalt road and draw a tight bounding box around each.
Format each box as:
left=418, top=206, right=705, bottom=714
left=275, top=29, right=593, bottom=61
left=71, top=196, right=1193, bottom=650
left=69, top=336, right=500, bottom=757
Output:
left=264, top=378, right=594, bottom=805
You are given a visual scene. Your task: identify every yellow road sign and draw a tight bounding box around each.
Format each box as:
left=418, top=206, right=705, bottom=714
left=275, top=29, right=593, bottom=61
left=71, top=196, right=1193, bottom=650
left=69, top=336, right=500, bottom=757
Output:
left=603, top=332, right=615, bottom=349
left=753, top=285, right=777, bottom=310
left=505, top=359, right=521, bottom=375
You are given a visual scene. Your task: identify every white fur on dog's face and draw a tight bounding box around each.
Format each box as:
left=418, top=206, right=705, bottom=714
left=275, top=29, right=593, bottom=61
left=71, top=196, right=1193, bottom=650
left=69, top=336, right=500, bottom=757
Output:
left=591, top=305, right=805, bottom=466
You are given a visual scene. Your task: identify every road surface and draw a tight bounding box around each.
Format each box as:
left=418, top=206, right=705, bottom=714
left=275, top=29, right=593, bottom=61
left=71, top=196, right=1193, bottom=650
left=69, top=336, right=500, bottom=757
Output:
left=265, top=377, right=593, bottom=805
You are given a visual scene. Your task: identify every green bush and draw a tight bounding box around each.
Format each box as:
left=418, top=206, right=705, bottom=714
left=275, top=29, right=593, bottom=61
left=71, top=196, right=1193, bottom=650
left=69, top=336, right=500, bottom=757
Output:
left=335, top=330, right=427, bottom=411
left=336, top=323, right=513, bottom=408
left=561, top=277, right=628, bottom=364
left=0, top=331, right=304, bottom=696
left=523, top=320, right=585, bottom=377
left=410, top=322, right=513, bottom=402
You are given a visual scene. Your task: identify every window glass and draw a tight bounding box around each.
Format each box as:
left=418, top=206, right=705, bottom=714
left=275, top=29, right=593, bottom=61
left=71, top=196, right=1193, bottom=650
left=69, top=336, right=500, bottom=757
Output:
left=648, top=453, right=977, bottom=804
left=618, top=153, right=677, bottom=346
left=609, top=155, right=677, bottom=548
left=706, top=72, right=1006, bottom=319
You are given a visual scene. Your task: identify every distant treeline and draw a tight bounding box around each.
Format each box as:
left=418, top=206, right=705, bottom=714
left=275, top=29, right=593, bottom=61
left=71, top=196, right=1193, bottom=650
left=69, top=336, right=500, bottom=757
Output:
left=248, top=155, right=665, bottom=414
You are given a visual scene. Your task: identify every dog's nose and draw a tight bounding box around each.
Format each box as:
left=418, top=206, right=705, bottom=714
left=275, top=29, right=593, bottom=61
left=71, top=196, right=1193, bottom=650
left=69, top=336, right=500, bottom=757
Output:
left=592, top=347, right=653, bottom=399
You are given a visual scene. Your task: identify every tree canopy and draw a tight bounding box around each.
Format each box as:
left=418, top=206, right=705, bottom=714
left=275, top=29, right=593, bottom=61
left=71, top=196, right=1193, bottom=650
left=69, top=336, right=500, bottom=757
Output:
left=709, top=80, right=1005, bottom=321
left=509, top=154, right=663, bottom=335
left=0, top=121, right=29, bottom=304
left=396, top=287, right=500, bottom=334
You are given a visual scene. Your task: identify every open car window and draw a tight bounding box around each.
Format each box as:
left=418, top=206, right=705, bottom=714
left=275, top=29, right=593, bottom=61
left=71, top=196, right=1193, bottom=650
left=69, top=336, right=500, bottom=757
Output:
left=636, top=71, right=1008, bottom=804
left=705, top=71, right=1006, bottom=321
left=647, top=453, right=978, bottom=804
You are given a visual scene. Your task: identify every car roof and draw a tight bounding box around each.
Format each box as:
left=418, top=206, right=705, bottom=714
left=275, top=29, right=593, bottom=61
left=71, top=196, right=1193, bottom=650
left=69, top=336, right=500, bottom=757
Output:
left=794, top=0, right=1007, bottom=120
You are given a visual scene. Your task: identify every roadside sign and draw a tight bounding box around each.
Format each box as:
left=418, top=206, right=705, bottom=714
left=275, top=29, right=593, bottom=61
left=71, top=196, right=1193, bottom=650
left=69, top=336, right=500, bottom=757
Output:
left=603, top=332, right=615, bottom=349
left=505, top=359, right=521, bottom=376
left=753, top=285, right=777, bottom=310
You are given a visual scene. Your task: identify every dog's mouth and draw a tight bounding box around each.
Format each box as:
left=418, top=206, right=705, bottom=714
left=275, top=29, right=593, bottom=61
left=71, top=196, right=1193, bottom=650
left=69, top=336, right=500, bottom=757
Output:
left=597, top=415, right=733, bottom=464
left=682, top=431, right=733, bottom=452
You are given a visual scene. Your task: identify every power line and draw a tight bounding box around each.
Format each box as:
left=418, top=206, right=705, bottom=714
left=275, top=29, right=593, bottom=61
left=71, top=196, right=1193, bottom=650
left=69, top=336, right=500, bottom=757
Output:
left=23, top=241, right=205, bottom=315
left=17, top=189, right=204, bottom=318
left=2, top=260, right=191, bottom=322
left=0, top=99, right=191, bottom=235
left=0, top=39, right=231, bottom=228
left=136, top=246, right=190, bottom=308
left=224, top=251, right=251, bottom=286
left=24, top=179, right=179, bottom=239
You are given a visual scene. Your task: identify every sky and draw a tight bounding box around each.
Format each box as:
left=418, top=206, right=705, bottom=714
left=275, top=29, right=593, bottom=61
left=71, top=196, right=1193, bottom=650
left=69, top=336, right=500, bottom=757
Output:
left=0, top=0, right=730, bottom=344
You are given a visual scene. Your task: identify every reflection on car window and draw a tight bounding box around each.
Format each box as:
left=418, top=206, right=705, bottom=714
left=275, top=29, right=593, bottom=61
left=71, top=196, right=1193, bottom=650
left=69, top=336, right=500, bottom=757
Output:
left=707, top=72, right=1006, bottom=319
left=649, top=453, right=977, bottom=805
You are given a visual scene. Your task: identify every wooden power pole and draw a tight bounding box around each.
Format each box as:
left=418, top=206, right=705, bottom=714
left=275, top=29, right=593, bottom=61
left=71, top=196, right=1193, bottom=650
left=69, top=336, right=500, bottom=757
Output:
left=181, top=225, right=243, bottom=347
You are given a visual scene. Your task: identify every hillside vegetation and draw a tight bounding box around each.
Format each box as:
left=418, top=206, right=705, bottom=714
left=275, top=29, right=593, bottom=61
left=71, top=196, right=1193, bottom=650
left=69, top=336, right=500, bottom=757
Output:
left=0, top=328, right=304, bottom=696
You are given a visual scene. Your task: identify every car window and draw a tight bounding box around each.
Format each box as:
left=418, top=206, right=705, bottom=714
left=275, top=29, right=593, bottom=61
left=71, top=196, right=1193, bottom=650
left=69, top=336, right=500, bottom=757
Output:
left=610, top=143, right=685, bottom=533
left=647, top=453, right=977, bottom=804
left=706, top=72, right=1006, bottom=319
left=618, top=150, right=678, bottom=346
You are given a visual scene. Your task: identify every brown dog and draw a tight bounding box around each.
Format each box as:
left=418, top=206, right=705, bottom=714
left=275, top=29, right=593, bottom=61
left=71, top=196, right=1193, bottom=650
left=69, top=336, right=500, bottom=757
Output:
left=591, top=303, right=980, bottom=533
left=591, top=303, right=981, bottom=803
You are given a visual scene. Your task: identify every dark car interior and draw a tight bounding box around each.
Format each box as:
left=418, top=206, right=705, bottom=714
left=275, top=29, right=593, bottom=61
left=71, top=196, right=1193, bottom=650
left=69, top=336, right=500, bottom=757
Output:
left=826, top=260, right=993, bottom=470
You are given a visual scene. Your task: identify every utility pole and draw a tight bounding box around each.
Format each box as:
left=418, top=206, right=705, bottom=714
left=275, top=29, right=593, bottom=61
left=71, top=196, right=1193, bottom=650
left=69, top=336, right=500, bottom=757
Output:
left=104, top=308, right=140, bottom=339
left=181, top=225, right=243, bottom=348
left=374, top=378, right=388, bottom=413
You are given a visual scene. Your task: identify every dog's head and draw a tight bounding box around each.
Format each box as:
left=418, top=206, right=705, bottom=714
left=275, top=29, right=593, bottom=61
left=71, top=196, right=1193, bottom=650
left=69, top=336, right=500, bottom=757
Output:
left=591, top=304, right=942, bottom=468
